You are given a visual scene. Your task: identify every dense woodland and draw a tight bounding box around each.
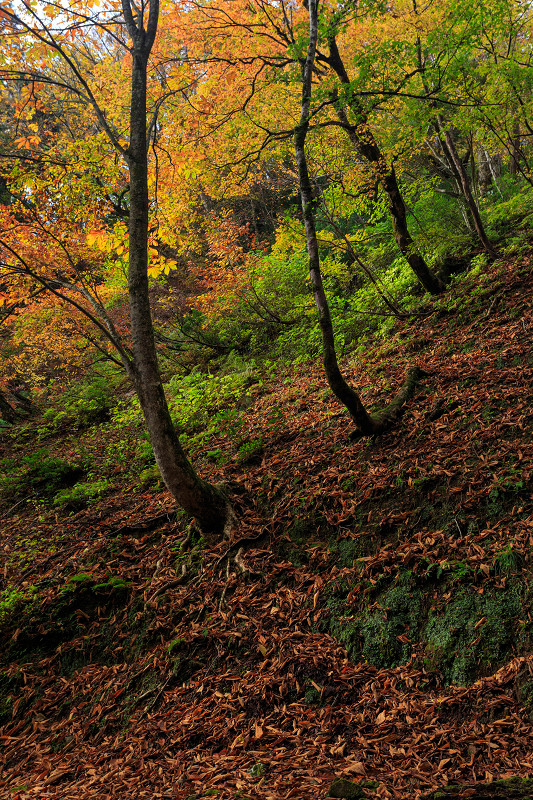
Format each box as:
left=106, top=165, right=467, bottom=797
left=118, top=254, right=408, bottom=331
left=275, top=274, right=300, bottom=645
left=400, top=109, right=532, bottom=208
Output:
left=1, top=0, right=533, bottom=797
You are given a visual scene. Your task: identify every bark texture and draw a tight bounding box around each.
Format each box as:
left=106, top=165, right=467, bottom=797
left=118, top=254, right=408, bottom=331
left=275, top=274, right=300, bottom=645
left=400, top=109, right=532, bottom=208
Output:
left=121, top=0, right=229, bottom=535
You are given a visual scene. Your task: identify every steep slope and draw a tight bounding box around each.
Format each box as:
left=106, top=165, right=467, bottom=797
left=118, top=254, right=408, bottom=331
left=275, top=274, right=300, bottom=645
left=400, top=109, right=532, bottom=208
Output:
left=0, top=256, right=532, bottom=799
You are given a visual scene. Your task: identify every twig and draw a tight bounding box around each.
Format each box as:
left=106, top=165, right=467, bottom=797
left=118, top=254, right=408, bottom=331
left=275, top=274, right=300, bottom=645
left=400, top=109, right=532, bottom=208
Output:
left=135, top=675, right=174, bottom=721
left=0, top=495, right=32, bottom=522
left=218, top=560, right=231, bottom=612
left=147, top=564, right=187, bottom=604
left=485, top=296, right=498, bottom=317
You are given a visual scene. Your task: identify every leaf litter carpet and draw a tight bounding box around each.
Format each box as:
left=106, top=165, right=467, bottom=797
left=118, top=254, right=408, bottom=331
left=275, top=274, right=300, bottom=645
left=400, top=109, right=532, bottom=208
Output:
left=1, top=258, right=533, bottom=799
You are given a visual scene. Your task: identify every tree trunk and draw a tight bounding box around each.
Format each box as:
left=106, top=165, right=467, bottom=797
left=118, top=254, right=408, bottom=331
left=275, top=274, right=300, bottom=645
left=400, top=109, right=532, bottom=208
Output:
left=297, top=1, right=425, bottom=437
left=123, top=0, right=229, bottom=535
left=509, top=121, right=521, bottom=177
left=436, top=119, right=498, bottom=258
left=326, top=40, right=445, bottom=296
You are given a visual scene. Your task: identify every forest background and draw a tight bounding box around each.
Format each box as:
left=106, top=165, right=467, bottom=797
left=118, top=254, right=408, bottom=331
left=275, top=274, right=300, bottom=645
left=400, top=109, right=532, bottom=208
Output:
left=1, top=0, right=533, bottom=798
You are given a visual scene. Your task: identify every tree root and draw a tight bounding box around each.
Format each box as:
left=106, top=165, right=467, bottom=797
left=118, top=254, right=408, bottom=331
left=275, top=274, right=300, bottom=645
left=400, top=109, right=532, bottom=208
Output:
left=350, top=365, right=428, bottom=440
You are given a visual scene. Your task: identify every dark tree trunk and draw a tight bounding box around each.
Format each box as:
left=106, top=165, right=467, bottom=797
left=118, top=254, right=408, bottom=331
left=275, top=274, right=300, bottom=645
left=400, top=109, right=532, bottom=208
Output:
left=122, top=0, right=229, bottom=535
left=436, top=119, right=498, bottom=258
left=325, top=40, right=445, bottom=296
left=509, top=121, right=521, bottom=177
left=296, top=1, right=425, bottom=437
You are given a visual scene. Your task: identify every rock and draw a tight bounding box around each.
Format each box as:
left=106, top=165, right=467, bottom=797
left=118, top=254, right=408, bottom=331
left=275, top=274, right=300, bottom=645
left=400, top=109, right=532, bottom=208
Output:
left=328, top=778, right=368, bottom=799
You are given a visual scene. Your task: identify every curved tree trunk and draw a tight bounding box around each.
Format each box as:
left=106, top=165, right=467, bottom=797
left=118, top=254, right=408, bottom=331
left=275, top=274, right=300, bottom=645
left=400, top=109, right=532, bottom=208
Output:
left=297, top=1, right=425, bottom=437
left=122, top=0, right=229, bottom=535
left=325, top=40, right=445, bottom=296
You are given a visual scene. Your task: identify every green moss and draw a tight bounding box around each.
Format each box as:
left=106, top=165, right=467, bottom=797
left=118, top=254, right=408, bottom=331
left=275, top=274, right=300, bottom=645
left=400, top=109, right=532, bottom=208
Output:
left=330, top=580, right=422, bottom=669
left=327, top=566, right=528, bottom=685
left=424, top=585, right=523, bottom=684
left=424, top=777, right=533, bottom=799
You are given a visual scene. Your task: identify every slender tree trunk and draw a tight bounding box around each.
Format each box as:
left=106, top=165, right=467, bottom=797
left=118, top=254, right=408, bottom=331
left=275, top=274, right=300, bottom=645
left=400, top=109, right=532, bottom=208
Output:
left=509, top=121, right=521, bottom=177
left=123, top=0, right=229, bottom=535
left=326, top=41, right=445, bottom=296
left=296, top=1, right=424, bottom=438
left=436, top=119, right=498, bottom=258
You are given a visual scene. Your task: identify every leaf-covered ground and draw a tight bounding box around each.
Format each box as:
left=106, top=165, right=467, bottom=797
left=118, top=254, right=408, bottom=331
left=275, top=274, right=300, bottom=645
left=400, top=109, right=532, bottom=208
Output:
left=1, top=257, right=532, bottom=799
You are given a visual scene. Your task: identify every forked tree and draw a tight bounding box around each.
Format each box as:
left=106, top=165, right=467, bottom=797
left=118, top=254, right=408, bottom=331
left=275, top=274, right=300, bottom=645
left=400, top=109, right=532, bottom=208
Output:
left=296, top=0, right=423, bottom=436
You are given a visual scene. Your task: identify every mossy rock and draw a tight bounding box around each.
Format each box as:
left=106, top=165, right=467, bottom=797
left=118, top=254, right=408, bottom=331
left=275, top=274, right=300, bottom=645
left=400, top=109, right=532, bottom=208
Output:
left=328, top=778, right=369, bottom=799
left=423, top=584, right=524, bottom=684
left=422, top=778, right=533, bottom=800
left=327, top=574, right=528, bottom=685
left=329, top=579, right=423, bottom=670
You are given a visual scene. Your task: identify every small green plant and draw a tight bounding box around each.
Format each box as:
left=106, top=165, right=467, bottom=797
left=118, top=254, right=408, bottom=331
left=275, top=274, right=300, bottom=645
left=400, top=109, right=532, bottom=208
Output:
left=249, top=763, right=265, bottom=778
left=139, top=465, right=164, bottom=490
left=470, top=253, right=489, bottom=274
left=167, top=637, right=186, bottom=655
left=304, top=685, right=321, bottom=704
left=493, top=544, right=524, bottom=576
left=439, top=560, right=474, bottom=584
left=206, top=448, right=225, bottom=465
left=263, top=405, right=285, bottom=434
left=236, top=437, right=263, bottom=464
left=212, top=408, right=246, bottom=439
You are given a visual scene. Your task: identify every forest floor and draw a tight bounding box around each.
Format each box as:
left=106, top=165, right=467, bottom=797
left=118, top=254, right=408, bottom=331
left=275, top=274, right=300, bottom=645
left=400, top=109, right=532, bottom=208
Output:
left=1, top=255, right=533, bottom=799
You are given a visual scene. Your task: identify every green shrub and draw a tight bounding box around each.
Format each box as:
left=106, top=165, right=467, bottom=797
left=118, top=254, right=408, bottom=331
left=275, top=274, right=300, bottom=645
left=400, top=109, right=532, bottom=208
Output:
left=0, top=448, right=83, bottom=501
left=52, top=478, right=110, bottom=511
left=0, top=585, right=36, bottom=628
left=111, top=365, right=255, bottom=443
left=484, top=182, right=533, bottom=239
left=40, top=374, right=115, bottom=436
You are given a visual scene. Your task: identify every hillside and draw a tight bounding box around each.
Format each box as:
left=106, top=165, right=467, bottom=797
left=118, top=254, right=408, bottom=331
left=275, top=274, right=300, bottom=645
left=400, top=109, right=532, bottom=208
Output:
left=0, top=254, right=532, bottom=799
